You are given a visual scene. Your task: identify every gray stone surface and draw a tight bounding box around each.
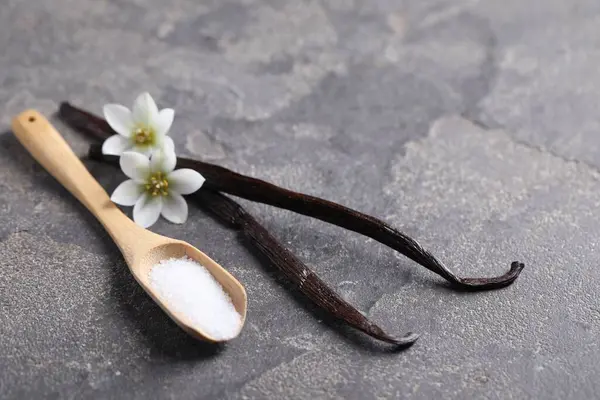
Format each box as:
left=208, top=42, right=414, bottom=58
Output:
left=1, top=0, right=599, bottom=398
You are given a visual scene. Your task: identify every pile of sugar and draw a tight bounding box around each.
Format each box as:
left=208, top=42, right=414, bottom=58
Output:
left=148, top=256, right=242, bottom=340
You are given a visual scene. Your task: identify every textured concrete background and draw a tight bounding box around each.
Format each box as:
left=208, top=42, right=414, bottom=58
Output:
left=1, top=0, right=600, bottom=398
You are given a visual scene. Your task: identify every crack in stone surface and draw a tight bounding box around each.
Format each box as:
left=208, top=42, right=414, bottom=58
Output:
left=466, top=115, right=600, bottom=179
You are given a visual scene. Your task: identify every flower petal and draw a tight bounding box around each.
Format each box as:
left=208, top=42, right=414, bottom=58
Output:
left=102, top=135, right=131, bottom=156
left=110, top=179, right=143, bottom=206
left=150, top=146, right=177, bottom=174
left=168, top=169, right=205, bottom=195
left=133, top=193, right=162, bottom=228
left=155, top=108, right=174, bottom=137
left=103, top=104, right=133, bottom=137
left=160, top=135, right=175, bottom=153
left=120, top=151, right=150, bottom=182
left=131, top=145, right=153, bottom=157
left=161, top=193, right=188, bottom=224
left=132, top=92, right=158, bottom=126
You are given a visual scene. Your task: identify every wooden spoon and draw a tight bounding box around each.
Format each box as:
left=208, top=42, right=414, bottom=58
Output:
left=11, top=110, right=247, bottom=342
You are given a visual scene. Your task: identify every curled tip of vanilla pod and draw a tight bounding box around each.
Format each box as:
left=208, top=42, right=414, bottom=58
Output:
left=454, top=261, right=525, bottom=291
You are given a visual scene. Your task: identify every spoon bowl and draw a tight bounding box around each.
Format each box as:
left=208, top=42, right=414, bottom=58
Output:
left=11, top=110, right=247, bottom=342
left=130, top=239, right=247, bottom=342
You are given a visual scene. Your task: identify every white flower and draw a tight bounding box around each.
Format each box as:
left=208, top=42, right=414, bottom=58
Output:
left=110, top=148, right=206, bottom=228
left=102, top=92, right=175, bottom=156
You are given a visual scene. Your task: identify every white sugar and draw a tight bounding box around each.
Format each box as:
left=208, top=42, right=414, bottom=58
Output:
left=149, top=256, right=242, bottom=340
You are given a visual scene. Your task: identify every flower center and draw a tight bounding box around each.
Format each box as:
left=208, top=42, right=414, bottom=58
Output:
left=145, top=172, right=169, bottom=197
left=132, top=126, right=154, bottom=146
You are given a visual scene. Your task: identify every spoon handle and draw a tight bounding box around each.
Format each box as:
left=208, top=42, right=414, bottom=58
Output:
left=11, top=110, right=142, bottom=255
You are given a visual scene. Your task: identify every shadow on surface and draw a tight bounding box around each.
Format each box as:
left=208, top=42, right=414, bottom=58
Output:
left=245, top=239, right=417, bottom=354
left=106, top=256, right=225, bottom=361
left=0, top=131, right=105, bottom=239
left=1, top=130, right=223, bottom=361
left=85, top=156, right=225, bottom=361
left=194, top=200, right=416, bottom=352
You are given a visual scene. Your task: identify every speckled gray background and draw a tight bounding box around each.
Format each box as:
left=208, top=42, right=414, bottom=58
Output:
left=1, top=0, right=600, bottom=398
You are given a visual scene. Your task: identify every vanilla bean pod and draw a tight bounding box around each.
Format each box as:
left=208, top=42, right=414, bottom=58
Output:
left=59, top=102, right=525, bottom=290
left=57, top=104, right=416, bottom=347
left=194, top=190, right=418, bottom=347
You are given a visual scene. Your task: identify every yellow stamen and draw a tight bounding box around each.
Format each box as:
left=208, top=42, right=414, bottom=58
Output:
left=146, top=172, right=169, bottom=197
left=132, top=126, right=155, bottom=146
